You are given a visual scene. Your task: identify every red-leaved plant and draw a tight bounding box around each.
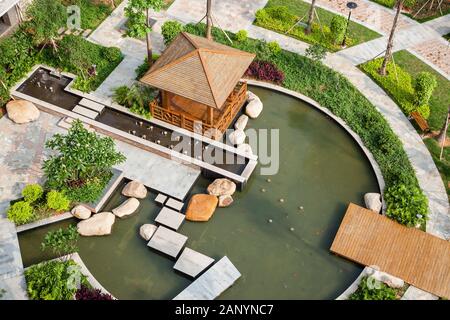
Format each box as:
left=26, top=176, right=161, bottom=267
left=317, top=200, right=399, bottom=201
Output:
left=75, top=285, right=113, bottom=300
left=244, top=60, right=285, bottom=84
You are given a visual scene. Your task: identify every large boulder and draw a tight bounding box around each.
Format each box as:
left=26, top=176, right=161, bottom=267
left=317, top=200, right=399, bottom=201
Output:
left=71, top=205, right=92, bottom=220
left=139, top=224, right=157, bottom=241
left=246, top=90, right=259, bottom=102
left=6, top=100, right=40, bottom=124
left=207, top=178, right=236, bottom=196
left=122, top=180, right=147, bottom=199
left=245, top=99, right=263, bottom=119
left=185, top=194, right=218, bottom=222
left=218, top=195, right=233, bottom=207
left=234, top=114, right=249, bottom=131
left=364, top=193, right=382, bottom=213
left=237, top=143, right=253, bottom=156
left=112, top=197, right=140, bottom=218
left=77, top=212, right=115, bottom=236
left=229, top=129, right=246, bottom=145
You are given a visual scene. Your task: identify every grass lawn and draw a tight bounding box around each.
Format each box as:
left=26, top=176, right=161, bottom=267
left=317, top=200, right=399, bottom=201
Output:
left=371, top=0, right=450, bottom=22
left=393, top=50, right=450, bottom=132
left=254, top=0, right=380, bottom=51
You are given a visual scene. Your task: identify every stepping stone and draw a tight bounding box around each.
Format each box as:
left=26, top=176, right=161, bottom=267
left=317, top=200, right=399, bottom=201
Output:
left=82, top=29, right=92, bottom=38
left=155, top=193, right=167, bottom=206
left=79, top=98, right=105, bottom=113
left=57, top=27, right=66, bottom=35
left=64, top=28, right=72, bottom=35
left=155, top=207, right=185, bottom=230
left=147, top=226, right=187, bottom=258
left=72, top=105, right=99, bottom=119
left=72, top=29, right=82, bottom=36
left=173, top=256, right=241, bottom=300
left=174, top=248, right=214, bottom=278
left=166, top=198, right=184, bottom=211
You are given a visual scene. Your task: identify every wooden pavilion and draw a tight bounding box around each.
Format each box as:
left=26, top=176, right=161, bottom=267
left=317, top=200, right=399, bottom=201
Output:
left=140, top=32, right=255, bottom=137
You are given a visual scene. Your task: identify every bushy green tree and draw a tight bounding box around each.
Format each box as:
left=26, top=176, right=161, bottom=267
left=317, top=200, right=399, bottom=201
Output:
left=125, top=0, right=164, bottom=67
left=330, top=15, right=347, bottom=45
left=41, top=224, right=79, bottom=257
left=43, top=120, right=126, bottom=193
left=161, top=20, right=184, bottom=45
left=267, top=41, right=281, bottom=56
left=25, top=0, right=67, bottom=50
left=414, top=72, right=437, bottom=108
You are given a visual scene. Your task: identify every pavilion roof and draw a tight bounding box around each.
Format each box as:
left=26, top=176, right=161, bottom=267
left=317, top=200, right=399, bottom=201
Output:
left=140, top=32, right=255, bottom=109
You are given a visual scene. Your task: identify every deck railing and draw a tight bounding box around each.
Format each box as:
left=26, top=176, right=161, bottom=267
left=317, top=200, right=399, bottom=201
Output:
left=149, top=82, right=247, bottom=137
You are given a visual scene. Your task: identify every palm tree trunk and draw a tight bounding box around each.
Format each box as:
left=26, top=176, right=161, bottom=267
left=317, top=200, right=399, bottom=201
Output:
left=206, top=0, right=213, bottom=40
left=379, top=0, right=402, bottom=75
left=146, top=8, right=153, bottom=67
left=305, top=0, right=317, bottom=34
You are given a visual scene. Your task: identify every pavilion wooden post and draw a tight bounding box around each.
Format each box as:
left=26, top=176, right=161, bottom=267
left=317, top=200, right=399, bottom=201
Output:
left=161, top=91, right=170, bottom=110
left=208, top=105, right=214, bottom=126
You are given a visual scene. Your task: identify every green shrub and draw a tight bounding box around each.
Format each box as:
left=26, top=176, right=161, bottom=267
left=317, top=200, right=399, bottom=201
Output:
left=7, top=201, right=34, bottom=225
left=161, top=20, right=184, bottom=45
left=416, top=103, right=431, bottom=120
left=183, top=23, right=428, bottom=227
left=267, top=41, right=281, bottom=55
left=305, top=43, right=327, bottom=63
left=330, top=15, right=347, bottom=44
left=102, top=46, right=122, bottom=62
left=22, top=184, right=44, bottom=203
left=113, top=83, right=157, bottom=119
left=64, top=173, right=112, bottom=203
left=414, top=72, right=437, bottom=108
left=385, top=184, right=428, bottom=227
left=25, top=259, right=87, bottom=300
left=235, top=29, right=248, bottom=42
left=46, top=191, right=70, bottom=212
left=349, top=276, right=397, bottom=300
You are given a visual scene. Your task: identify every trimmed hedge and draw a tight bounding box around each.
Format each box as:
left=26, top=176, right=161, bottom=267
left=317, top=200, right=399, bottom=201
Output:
left=184, top=23, right=428, bottom=227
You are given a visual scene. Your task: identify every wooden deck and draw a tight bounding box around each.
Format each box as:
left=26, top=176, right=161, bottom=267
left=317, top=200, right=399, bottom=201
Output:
left=330, top=203, right=450, bottom=298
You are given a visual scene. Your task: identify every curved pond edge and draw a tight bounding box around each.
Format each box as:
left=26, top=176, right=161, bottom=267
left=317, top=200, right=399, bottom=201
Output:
left=245, top=79, right=386, bottom=201
left=245, top=79, right=387, bottom=300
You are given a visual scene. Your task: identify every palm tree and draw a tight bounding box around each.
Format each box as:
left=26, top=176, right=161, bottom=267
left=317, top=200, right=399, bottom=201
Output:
left=305, top=0, right=317, bottom=34
left=379, top=0, right=416, bottom=75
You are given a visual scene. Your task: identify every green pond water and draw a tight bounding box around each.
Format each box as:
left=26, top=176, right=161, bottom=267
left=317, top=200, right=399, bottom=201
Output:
left=18, top=86, right=379, bottom=299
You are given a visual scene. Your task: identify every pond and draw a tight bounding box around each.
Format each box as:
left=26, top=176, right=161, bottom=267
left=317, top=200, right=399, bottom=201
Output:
left=18, top=86, right=379, bottom=299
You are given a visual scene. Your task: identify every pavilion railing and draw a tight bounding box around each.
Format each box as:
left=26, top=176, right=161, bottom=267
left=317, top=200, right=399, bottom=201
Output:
left=149, top=81, right=247, bottom=138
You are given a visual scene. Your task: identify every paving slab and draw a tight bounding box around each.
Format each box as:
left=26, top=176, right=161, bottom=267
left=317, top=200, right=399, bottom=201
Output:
left=79, top=98, right=106, bottom=113
left=147, top=226, right=187, bottom=258
left=155, top=193, right=168, bottom=205
left=174, top=248, right=214, bottom=278
left=155, top=207, right=185, bottom=230
left=166, top=198, right=184, bottom=211
left=72, top=105, right=99, bottom=119
left=173, top=256, right=241, bottom=300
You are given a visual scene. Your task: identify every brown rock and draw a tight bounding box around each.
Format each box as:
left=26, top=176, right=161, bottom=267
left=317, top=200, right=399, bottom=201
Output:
left=218, top=195, right=233, bottom=207
left=185, top=194, right=218, bottom=222
left=6, top=100, right=40, bottom=124
left=77, top=212, right=115, bottom=236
